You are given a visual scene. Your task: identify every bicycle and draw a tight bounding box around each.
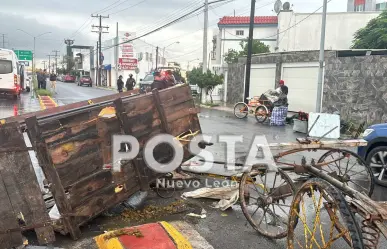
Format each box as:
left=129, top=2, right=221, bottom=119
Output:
left=233, top=96, right=272, bottom=123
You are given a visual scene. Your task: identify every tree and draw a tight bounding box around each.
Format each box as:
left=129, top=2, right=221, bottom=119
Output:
left=223, top=39, right=270, bottom=64
left=351, top=11, right=387, bottom=49
left=187, top=67, right=224, bottom=103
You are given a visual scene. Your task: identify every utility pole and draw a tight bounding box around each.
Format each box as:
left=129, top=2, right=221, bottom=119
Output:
left=42, top=61, right=47, bottom=70
left=155, top=47, right=159, bottom=70
left=96, top=41, right=99, bottom=86
left=47, top=54, right=54, bottom=72
left=316, top=0, right=328, bottom=113
left=52, top=50, right=60, bottom=73
left=91, top=14, right=109, bottom=87
left=64, top=39, right=74, bottom=72
left=202, top=0, right=209, bottom=73
left=115, top=22, right=119, bottom=85
left=243, top=0, right=256, bottom=104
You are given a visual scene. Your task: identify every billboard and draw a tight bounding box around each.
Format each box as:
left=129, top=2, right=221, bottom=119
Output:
left=118, top=32, right=138, bottom=70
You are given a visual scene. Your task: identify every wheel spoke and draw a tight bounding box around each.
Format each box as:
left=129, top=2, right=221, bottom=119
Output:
left=378, top=168, right=386, bottom=181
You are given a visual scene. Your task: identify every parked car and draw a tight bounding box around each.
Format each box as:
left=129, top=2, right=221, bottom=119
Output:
left=139, top=73, right=154, bottom=93
left=78, top=76, right=92, bottom=87
left=358, top=123, right=387, bottom=186
left=63, top=74, right=76, bottom=83
left=0, top=48, right=22, bottom=99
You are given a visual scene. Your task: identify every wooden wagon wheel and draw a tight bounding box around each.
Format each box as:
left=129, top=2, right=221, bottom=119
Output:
left=287, top=178, right=364, bottom=249
left=318, top=149, right=374, bottom=197
left=239, top=167, right=296, bottom=239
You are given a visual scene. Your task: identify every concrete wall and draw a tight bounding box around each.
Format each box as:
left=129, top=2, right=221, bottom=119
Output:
left=323, top=54, right=387, bottom=124
left=215, top=25, right=277, bottom=65
left=278, top=11, right=380, bottom=51
left=226, top=50, right=387, bottom=124
left=226, top=51, right=332, bottom=104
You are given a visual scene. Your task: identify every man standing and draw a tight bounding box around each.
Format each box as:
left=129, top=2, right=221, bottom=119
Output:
left=42, top=69, right=47, bottom=89
left=49, top=71, right=57, bottom=93
left=37, top=69, right=44, bottom=89
left=117, top=75, right=124, bottom=93
left=270, top=79, right=289, bottom=126
left=126, top=74, right=136, bottom=91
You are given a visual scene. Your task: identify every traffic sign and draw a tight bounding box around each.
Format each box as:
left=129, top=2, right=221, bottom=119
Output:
left=14, top=50, right=33, bottom=61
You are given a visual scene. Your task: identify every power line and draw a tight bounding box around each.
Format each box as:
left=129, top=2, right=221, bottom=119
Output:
left=108, top=0, right=148, bottom=15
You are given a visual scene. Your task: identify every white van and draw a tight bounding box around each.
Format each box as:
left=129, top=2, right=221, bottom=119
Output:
left=0, top=48, right=22, bottom=98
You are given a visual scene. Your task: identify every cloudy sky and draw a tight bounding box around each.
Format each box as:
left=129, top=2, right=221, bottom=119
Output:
left=0, top=0, right=346, bottom=68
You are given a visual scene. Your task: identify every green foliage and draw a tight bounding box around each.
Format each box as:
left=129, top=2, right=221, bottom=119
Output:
left=187, top=67, right=224, bottom=103
left=36, top=89, right=52, bottom=97
left=351, top=10, right=387, bottom=49
left=223, top=39, right=270, bottom=64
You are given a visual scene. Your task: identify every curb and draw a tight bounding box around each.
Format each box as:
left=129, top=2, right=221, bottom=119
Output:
left=38, top=95, right=58, bottom=110
left=94, top=221, right=193, bottom=249
left=96, top=86, right=116, bottom=91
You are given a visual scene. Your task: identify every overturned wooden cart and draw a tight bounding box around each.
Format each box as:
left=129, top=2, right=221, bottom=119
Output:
left=0, top=85, right=202, bottom=248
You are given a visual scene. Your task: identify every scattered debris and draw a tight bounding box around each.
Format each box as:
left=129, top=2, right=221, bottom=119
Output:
left=102, top=228, right=144, bottom=240
left=187, top=209, right=207, bottom=219
left=123, top=191, right=149, bottom=210
left=182, top=186, right=239, bottom=211
left=121, top=200, right=188, bottom=222
left=221, top=213, right=228, bottom=217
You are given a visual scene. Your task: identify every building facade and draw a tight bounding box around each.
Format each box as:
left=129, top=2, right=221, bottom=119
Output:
left=277, top=11, right=380, bottom=51
left=212, top=16, right=278, bottom=67
left=347, top=0, right=387, bottom=11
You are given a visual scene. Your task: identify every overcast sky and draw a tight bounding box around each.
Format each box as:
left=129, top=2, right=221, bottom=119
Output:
left=0, top=0, right=346, bottom=68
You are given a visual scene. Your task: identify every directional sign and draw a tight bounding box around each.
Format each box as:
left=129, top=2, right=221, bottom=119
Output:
left=19, top=61, right=30, bottom=66
left=14, top=50, right=33, bottom=61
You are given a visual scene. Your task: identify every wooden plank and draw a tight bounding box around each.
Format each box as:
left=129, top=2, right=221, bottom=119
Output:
left=55, top=149, right=104, bottom=188
left=0, top=172, right=22, bottom=248
left=114, top=98, right=150, bottom=190
left=0, top=122, right=55, bottom=245
left=68, top=170, right=113, bottom=208
left=267, top=139, right=368, bottom=150
left=158, top=85, right=193, bottom=108
left=70, top=179, right=139, bottom=218
left=25, top=116, right=81, bottom=240
left=152, top=89, right=170, bottom=133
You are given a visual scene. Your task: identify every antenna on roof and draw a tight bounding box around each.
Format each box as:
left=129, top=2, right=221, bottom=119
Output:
left=234, top=9, right=235, bottom=16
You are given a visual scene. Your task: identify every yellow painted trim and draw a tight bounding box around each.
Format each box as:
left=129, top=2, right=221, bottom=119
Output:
left=94, top=233, right=124, bottom=249
left=47, top=96, right=58, bottom=107
left=37, top=95, right=46, bottom=110
left=159, top=221, right=192, bottom=249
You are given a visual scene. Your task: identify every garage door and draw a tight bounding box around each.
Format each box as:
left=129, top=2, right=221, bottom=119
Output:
left=248, top=65, right=276, bottom=98
left=282, top=64, right=319, bottom=113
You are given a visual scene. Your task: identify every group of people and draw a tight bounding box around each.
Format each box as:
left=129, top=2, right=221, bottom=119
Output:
left=117, top=74, right=136, bottom=93
left=116, top=70, right=176, bottom=93
left=36, top=69, right=57, bottom=93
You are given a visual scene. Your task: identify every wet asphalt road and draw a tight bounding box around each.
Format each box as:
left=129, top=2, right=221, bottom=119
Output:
left=1, top=83, right=387, bottom=248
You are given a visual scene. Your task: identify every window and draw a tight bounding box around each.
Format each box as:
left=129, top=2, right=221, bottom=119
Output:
left=0, top=60, right=12, bottom=74
left=376, top=3, right=380, bottom=10
left=143, top=74, right=154, bottom=81
left=236, top=30, right=244, bottom=36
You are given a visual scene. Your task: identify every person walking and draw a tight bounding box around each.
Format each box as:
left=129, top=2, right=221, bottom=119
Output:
left=49, top=71, right=57, bottom=94
left=126, top=74, right=136, bottom=91
left=117, top=75, right=124, bottom=93
left=37, top=69, right=44, bottom=89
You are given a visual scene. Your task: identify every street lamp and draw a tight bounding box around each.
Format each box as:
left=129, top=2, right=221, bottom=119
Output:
left=187, top=58, right=199, bottom=71
left=163, top=41, right=180, bottom=64
left=16, top=29, right=51, bottom=81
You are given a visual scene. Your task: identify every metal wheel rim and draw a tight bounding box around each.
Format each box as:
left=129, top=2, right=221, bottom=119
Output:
left=369, top=150, right=387, bottom=183
left=255, top=106, right=268, bottom=123
left=234, top=103, right=248, bottom=118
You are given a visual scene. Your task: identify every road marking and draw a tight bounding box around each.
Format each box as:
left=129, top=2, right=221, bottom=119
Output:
left=159, top=221, right=192, bottom=249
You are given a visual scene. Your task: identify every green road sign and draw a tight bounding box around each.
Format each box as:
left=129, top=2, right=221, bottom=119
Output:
left=14, top=50, right=33, bottom=61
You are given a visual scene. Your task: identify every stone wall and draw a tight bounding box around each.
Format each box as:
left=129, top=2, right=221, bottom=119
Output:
left=323, top=55, right=387, bottom=125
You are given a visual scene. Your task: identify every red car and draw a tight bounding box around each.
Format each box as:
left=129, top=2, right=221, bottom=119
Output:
left=64, top=74, right=76, bottom=82
left=78, top=76, right=92, bottom=87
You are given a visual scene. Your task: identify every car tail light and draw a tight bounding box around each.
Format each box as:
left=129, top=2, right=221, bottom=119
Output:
left=14, top=74, right=18, bottom=84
